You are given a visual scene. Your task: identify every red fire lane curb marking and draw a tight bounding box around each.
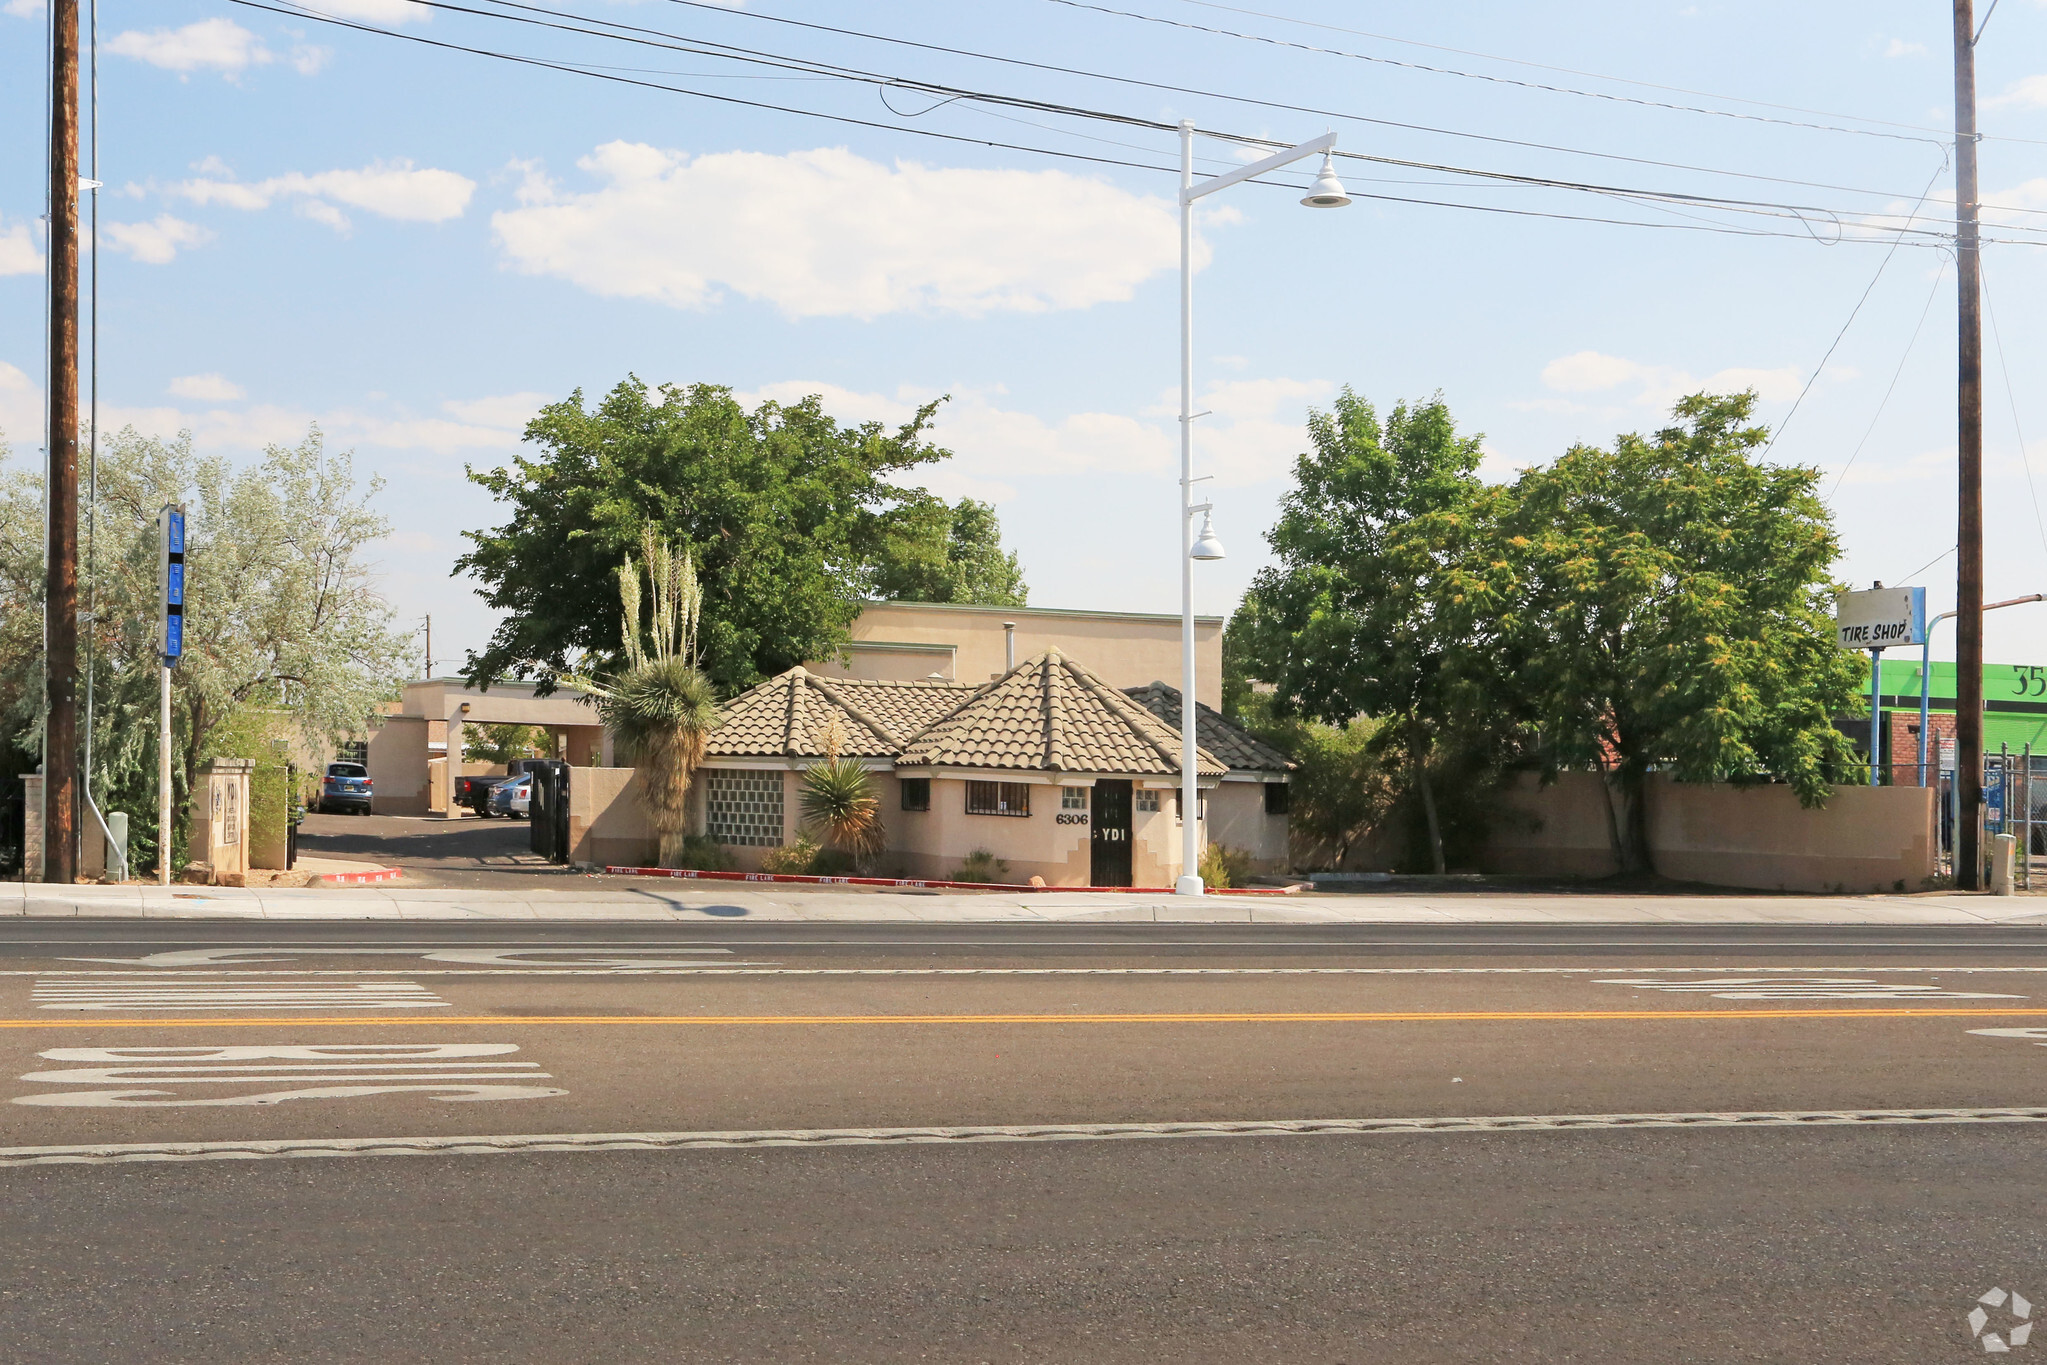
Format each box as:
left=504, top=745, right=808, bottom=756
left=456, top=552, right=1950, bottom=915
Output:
left=312, top=867, right=404, bottom=886
left=601, top=866, right=1297, bottom=895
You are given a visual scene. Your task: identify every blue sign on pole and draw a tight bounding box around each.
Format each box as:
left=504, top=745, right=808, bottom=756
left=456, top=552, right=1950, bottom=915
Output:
left=160, top=505, right=186, bottom=664
left=1988, top=762, right=2007, bottom=835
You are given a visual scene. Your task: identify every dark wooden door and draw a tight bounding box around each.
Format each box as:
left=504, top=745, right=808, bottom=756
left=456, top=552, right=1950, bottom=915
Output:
left=1091, top=780, right=1133, bottom=887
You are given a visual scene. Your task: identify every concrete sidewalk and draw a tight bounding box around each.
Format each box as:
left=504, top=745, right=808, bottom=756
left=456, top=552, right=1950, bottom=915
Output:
left=4, top=881, right=2046, bottom=924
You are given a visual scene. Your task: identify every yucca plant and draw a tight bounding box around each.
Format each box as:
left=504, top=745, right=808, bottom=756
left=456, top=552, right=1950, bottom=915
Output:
left=799, top=717, right=884, bottom=863
left=567, top=530, right=719, bottom=867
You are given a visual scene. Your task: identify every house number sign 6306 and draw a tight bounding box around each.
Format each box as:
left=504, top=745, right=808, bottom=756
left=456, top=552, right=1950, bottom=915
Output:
left=1055, top=813, right=1090, bottom=826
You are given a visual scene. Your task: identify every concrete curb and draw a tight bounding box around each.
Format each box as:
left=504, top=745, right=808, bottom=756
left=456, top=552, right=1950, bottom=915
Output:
left=309, top=867, right=404, bottom=887
left=601, top=865, right=1296, bottom=895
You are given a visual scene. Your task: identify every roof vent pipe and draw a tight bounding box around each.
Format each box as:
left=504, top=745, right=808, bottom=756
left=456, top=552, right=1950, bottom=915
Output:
left=1004, top=621, right=1017, bottom=671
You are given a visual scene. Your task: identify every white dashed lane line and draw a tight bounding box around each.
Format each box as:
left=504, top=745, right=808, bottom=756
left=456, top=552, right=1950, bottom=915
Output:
left=7, top=1042, right=565, bottom=1108
left=31, top=981, right=451, bottom=1011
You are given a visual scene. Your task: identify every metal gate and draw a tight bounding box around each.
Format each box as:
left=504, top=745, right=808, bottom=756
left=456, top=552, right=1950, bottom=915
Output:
left=1934, top=745, right=2038, bottom=887
left=528, top=760, right=571, bottom=864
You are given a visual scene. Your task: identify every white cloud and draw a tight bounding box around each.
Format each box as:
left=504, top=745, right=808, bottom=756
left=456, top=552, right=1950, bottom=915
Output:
left=172, top=159, right=476, bottom=230
left=1539, top=350, right=1800, bottom=410
left=0, top=362, right=39, bottom=448
left=3, top=0, right=45, bottom=17
left=493, top=142, right=1192, bottom=319
left=168, top=373, right=245, bottom=402
left=440, top=392, right=551, bottom=429
left=0, top=218, right=42, bottom=276
left=311, top=0, right=432, bottom=21
left=1987, top=74, right=2047, bottom=110
left=108, top=18, right=271, bottom=75
left=1884, top=37, right=1928, bottom=58
left=290, top=45, right=332, bottom=75
left=101, top=215, right=213, bottom=264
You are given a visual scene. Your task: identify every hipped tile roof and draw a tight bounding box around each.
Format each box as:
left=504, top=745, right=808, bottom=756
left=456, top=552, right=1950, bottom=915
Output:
left=1121, top=682, right=1297, bottom=776
left=705, top=668, right=972, bottom=760
left=895, top=650, right=1224, bottom=776
left=707, top=652, right=1227, bottom=778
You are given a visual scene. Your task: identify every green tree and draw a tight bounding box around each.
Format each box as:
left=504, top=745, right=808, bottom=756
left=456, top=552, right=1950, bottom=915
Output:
left=869, top=493, right=1028, bottom=607
left=1237, top=390, right=1515, bottom=873
left=465, top=723, right=548, bottom=763
left=458, top=379, right=963, bottom=694
left=1500, top=392, right=1865, bottom=874
left=0, top=426, right=410, bottom=875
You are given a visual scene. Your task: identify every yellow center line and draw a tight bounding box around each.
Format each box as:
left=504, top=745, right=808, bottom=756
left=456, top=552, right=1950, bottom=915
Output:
left=4, top=1007, right=2047, bottom=1029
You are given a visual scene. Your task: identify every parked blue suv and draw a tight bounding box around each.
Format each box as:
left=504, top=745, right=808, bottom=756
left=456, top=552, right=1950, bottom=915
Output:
left=319, top=762, right=373, bottom=815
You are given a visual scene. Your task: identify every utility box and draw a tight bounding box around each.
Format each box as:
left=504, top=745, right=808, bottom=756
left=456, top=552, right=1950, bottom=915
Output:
left=191, top=758, right=254, bottom=885
left=19, top=773, right=42, bottom=882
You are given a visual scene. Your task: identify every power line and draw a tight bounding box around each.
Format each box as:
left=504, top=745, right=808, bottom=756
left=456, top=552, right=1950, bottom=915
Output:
left=1980, top=254, right=2047, bottom=561
left=233, top=0, right=2044, bottom=251
left=311, top=0, right=1982, bottom=243
left=1163, top=0, right=1962, bottom=138
left=1829, top=256, right=1949, bottom=497
left=1765, top=165, right=1950, bottom=460
left=636, top=0, right=1966, bottom=207
left=1044, top=0, right=1952, bottom=149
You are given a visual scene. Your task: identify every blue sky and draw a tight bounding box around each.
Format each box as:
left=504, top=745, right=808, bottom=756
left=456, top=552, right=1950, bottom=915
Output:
left=7, top=0, right=2047, bottom=674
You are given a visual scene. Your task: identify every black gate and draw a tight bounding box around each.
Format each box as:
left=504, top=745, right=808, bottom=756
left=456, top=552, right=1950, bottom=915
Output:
left=1090, top=779, right=1133, bottom=887
left=529, top=761, right=571, bottom=864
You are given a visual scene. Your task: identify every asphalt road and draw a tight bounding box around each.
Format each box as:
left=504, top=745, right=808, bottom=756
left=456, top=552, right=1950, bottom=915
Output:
left=7, top=921, right=2047, bottom=1361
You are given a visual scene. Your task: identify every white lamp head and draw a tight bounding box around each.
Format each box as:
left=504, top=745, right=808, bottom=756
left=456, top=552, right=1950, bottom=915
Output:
left=1190, top=510, right=1226, bottom=562
left=1300, top=154, right=1352, bottom=209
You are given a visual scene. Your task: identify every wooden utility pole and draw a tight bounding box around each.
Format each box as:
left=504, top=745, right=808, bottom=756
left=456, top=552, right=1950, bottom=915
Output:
left=1955, top=0, right=1985, bottom=889
left=43, top=0, right=80, bottom=884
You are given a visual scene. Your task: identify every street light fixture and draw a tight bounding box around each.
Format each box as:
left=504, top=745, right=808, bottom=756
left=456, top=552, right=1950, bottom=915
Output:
left=1175, top=121, right=1349, bottom=896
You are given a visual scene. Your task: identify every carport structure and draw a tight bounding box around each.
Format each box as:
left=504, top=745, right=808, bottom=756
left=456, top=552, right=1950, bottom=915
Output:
left=365, top=678, right=606, bottom=816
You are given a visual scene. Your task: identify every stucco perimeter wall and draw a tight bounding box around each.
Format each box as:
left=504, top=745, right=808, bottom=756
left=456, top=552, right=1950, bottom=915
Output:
left=569, top=766, right=659, bottom=868
left=365, top=717, right=430, bottom=815
left=1479, top=771, right=1938, bottom=893
left=1207, top=781, right=1286, bottom=872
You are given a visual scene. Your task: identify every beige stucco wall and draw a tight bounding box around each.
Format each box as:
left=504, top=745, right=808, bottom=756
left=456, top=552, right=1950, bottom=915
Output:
left=820, top=601, right=1226, bottom=708
left=403, top=678, right=603, bottom=726
left=1480, top=771, right=1939, bottom=893
left=569, top=766, right=660, bottom=868
left=1207, top=780, right=1288, bottom=872
left=366, top=716, right=431, bottom=815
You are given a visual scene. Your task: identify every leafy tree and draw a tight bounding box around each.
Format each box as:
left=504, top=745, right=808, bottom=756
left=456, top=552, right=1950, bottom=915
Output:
left=458, top=379, right=967, bottom=694
left=0, top=426, right=410, bottom=875
left=1254, top=713, right=1393, bottom=870
left=1500, top=392, right=1865, bottom=874
left=1236, top=390, right=1516, bottom=873
left=869, top=493, right=1028, bottom=606
left=465, top=723, right=548, bottom=763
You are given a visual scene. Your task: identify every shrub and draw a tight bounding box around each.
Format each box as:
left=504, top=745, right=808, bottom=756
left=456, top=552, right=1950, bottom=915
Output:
left=1200, top=843, right=1255, bottom=889
left=761, top=835, right=821, bottom=875
left=675, top=834, right=733, bottom=872
left=949, top=849, right=1011, bottom=885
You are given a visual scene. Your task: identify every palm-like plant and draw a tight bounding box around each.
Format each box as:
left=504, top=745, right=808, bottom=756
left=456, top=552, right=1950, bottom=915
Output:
left=799, top=717, right=885, bottom=862
left=568, top=530, right=719, bottom=867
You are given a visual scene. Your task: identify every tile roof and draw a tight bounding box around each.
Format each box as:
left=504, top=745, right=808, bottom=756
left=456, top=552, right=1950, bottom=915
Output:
left=705, top=668, right=974, bottom=760
left=1121, top=682, right=1297, bottom=776
left=895, top=650, right=1226, bottom=777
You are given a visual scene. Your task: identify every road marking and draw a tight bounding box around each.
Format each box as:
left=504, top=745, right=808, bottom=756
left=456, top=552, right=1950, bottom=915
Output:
left=1598, top=976, right=2026, bottom=1000
left=60, top=948, right=750, bottom=968
left=31, top=981, right=450, bottom=1011
left=9, top=1007, right=2047, bottom=1029
left=19, top=965, right=2047, bottom=979
left=6, top=1106, right=2047, bottom=1166
left=9, top=1042, right=564, bottom=1107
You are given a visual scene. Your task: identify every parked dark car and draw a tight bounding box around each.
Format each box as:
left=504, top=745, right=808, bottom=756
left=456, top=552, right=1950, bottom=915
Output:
left=319, top=762, right=373, bottom=815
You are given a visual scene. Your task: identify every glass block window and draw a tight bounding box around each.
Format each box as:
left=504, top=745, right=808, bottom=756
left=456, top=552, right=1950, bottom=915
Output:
left=1060, top=786, right=1088, bottom=811
left=901, top=778, right=931, bottom=812
left=1134, top=788, right=1160, bottom=813
left=703, top=768, right=784, bottom=846
left=966, top=781, right=1031, bottom=817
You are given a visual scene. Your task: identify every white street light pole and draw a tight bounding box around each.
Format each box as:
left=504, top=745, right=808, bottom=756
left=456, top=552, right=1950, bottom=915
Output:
left=1175, top=122, right=1349, bottom=895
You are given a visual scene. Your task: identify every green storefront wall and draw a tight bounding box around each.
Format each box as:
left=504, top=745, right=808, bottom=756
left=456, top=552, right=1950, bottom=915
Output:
left=1874, top=658, right=2047, bottom=754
